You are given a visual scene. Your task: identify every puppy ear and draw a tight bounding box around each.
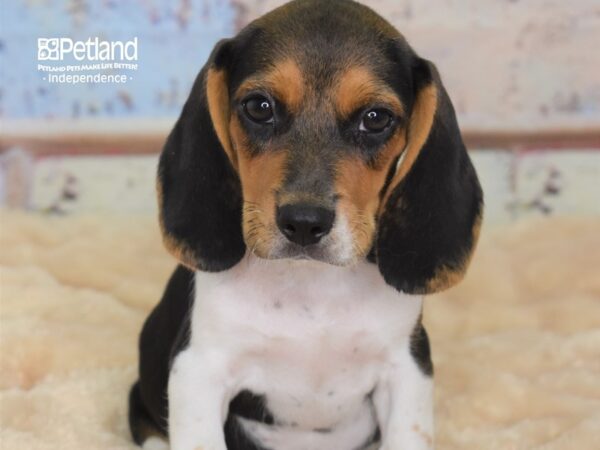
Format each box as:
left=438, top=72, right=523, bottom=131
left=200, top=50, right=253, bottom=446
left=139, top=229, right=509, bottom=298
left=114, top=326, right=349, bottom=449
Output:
left=157, top=39, right=246, bottom=272
left=376, top=57, right=483, bottom=294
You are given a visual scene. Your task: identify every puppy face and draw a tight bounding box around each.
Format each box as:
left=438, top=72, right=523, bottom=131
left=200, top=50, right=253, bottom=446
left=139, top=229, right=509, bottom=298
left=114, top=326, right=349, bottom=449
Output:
left=232, top=66, right=406, bottom=265
left=210, top=5, right=418, bottom=266
left=159, top=0, right=483, bottom=294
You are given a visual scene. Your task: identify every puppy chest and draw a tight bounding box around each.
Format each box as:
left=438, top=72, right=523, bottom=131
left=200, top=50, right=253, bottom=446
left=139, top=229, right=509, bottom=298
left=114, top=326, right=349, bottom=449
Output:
left=209, top=306, right=392, bottom=428
left=190, top=257, right=423, bottom=426
left=240, top=327, right=390, bottom=426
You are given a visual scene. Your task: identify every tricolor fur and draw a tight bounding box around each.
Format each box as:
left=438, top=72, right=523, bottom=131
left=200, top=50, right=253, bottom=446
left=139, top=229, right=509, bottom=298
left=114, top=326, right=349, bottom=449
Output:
left=129, top=1, right=483, bottom=449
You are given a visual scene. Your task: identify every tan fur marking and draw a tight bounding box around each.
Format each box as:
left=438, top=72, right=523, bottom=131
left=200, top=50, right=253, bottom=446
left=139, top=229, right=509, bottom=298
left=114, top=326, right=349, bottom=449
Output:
left=236, top=58, right=304, bottom=113
left=335, top=66, right=404, bottom=119
left=335, top=163, right=379, bottom=258
left=381, top=83, right=438, bottom=209
left=424, top=264, right=467, bottom=294
left=238, top=150, right=287, bottom=209
left=230, top=115, right=289, bottom=257
left=334, top=126, right=407, bottom=258
left=161, top=233, right=198, bottom=271
left=206, top=69, right=237, bottom=169
left=240, top=150, right=288, bottom=258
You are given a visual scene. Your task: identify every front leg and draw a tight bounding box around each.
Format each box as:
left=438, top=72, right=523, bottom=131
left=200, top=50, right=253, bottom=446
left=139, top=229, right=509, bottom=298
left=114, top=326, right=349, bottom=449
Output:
left=168, top=347, right=233, bottom=450
left=374, top=325, right=434, bottom=450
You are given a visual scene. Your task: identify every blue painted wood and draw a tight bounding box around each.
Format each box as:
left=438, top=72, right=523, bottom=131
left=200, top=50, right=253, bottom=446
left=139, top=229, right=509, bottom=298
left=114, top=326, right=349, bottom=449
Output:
left=0, top=0, right=235, bottom=119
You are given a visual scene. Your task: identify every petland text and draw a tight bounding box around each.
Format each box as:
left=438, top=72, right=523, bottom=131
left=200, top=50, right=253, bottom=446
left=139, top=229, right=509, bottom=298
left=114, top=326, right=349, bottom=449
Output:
left=37, top=37, right=138, bottom=61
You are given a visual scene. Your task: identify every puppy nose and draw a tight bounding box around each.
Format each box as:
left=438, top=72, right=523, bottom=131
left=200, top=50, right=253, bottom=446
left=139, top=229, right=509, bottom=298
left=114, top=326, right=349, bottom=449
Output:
left=276, top=204, right=335, bottom=246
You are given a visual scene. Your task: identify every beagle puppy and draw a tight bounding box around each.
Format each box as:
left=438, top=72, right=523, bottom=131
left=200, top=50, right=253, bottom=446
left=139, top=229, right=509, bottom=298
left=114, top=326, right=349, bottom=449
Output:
left=128, top=1, right=483, bottom=449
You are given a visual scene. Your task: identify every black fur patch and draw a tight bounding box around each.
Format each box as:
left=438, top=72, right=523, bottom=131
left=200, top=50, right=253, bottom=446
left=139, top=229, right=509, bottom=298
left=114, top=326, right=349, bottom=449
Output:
left=376, top=60, right=483, bottom=294
left=158, top=41, right=246, bottom=272
left=410, top=322, right=434, bottom=377
left=133, top=265, right=195, bottom=438
left=229, top=390, right=275, bottom=425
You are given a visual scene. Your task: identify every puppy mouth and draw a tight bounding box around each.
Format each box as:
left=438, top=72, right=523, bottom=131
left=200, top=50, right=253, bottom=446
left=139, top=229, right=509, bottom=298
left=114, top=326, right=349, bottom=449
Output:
left=275, top=242, right=339, bottom=264
left=248, top=235, right=358, bottom=267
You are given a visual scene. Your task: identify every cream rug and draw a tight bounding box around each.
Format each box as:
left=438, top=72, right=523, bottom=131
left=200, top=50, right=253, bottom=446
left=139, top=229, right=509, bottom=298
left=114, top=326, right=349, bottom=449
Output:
left=1, top=212, right=599, bottom=449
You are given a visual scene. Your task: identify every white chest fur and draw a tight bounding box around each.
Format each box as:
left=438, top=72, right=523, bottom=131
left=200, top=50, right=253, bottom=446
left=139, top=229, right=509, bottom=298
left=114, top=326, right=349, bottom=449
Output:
left=181, top=254, right=423, bottom=449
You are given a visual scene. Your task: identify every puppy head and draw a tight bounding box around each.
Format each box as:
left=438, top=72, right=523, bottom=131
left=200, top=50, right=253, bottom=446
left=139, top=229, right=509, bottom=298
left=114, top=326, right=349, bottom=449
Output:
left=158, top=0, right=483, bottom=294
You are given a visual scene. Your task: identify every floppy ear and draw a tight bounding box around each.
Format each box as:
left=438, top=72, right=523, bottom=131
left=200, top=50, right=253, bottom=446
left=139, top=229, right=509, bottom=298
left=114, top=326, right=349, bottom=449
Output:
left=376, top=57, right=483, bottom=294
left=157, top=39, right=246, bottom=272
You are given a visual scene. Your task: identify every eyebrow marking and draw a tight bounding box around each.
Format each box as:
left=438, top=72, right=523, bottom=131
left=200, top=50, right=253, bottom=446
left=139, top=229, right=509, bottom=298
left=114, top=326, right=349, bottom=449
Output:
left=236, top=58, right=305, bottom=113
left=334, top=66, right=404, bottom=119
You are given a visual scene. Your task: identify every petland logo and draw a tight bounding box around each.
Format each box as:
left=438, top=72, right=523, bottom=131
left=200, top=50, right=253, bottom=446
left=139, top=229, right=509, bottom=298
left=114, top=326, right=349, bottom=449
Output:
left=38, top=37, right=138, bottom=61
left=37, top=37, right=139, bottom=84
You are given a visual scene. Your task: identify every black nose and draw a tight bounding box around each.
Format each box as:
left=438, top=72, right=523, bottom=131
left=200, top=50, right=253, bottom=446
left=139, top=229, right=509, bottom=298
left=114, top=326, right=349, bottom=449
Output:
left=276, top=204, right=335, bottom=246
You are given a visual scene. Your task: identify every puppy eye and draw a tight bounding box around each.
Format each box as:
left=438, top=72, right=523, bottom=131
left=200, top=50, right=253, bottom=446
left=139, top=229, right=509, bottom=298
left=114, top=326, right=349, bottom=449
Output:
left=359, top=109, right=393, bottom=133
left=243, top=96, right=274, bottom=123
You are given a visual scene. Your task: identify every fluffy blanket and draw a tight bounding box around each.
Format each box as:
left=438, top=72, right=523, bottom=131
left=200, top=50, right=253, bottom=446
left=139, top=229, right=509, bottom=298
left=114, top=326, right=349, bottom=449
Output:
left=1, top=212, right=599, bottom=449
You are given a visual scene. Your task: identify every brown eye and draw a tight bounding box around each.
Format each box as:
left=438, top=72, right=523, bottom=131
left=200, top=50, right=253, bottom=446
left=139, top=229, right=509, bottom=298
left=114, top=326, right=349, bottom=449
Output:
left=360, top=109, right=392, bottom=133
left=243, top=96, right=274, bottom=123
